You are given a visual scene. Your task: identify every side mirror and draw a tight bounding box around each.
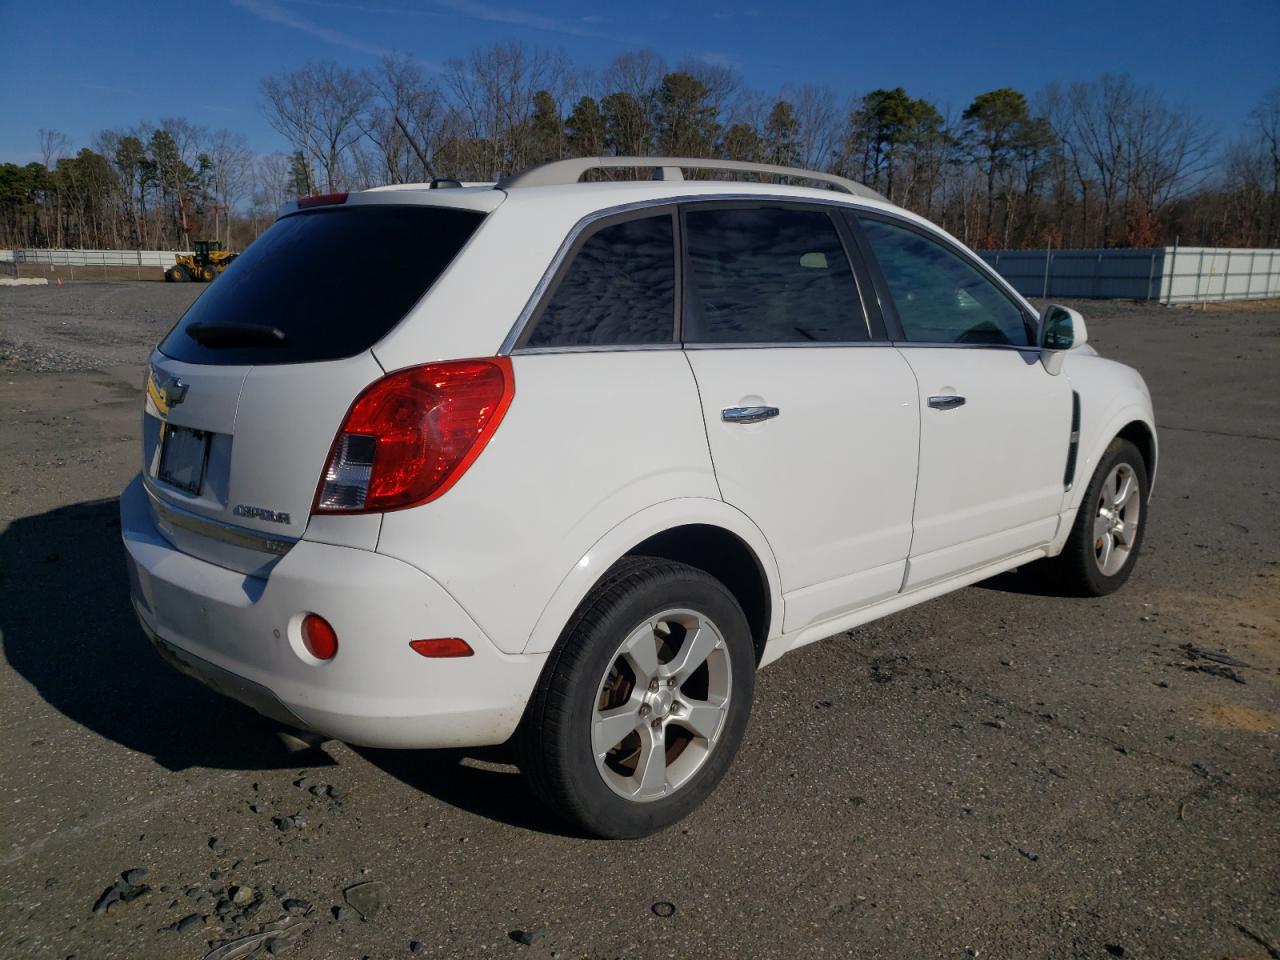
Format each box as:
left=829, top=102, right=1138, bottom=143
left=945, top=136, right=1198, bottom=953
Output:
left=1039, top=304, right=1087, bottom=375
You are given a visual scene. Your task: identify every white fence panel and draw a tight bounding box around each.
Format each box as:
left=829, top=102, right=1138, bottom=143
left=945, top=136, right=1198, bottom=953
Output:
left=9, top=248, right=191, bottom=267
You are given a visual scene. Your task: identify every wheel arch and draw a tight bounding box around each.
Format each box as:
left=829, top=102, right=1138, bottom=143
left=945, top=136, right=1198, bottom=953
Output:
left=1116, top=419, right=1157, bottom=495
left=1065, top=356, right=1158, bottom=508
left=625, top=524, right=772, bottom=664
left=520, top=498, right=784, bottom=663
left=1074, top=405, right=1157, bottom=506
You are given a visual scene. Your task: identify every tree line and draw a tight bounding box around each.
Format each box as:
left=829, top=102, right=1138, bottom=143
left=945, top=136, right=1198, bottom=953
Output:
left=2, top=43, right=1277, bottom=252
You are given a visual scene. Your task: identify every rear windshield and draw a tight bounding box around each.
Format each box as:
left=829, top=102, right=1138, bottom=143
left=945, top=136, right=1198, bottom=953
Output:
left=159, top=205, right=485, bottom=365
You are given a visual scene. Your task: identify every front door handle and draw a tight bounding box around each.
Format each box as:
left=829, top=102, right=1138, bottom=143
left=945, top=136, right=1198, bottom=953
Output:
left=927, top=395, right=966, bottom=410
left=722, top=405, right=780, bottom=424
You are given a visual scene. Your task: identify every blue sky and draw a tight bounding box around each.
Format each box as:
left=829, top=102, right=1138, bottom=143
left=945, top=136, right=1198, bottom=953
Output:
left=1, top=0, right=1276, bottom=162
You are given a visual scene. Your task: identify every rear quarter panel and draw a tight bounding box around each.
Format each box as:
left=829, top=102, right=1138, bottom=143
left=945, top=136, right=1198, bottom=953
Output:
left=373, top=350, right=724, bottom=655
left=371, top=193, right=594, bottom=368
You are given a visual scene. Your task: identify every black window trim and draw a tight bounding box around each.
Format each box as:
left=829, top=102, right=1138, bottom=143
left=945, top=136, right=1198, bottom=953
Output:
left=677, top=198, right=881, bottom=347
left=503, top=193, right=900, bottom=355
left=850, top=209, right=1042, bottom=352
left=512, top=204, right=681, bottom=352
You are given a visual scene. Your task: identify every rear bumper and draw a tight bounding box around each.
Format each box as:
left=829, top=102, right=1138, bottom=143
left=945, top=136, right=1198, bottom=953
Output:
left=120, top=475, right=545, bottom=749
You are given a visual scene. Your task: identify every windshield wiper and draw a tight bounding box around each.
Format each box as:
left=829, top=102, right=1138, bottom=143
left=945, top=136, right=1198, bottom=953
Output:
left=185, top=322, right=287, bottom=347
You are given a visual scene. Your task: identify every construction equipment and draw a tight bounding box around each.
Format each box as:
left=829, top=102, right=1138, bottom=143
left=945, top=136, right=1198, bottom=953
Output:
left=166, top=240, right=238, bottom=283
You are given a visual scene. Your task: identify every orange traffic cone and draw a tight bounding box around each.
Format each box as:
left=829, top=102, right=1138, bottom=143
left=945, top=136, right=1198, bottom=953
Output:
left=56, top=276, right=63, bottom=287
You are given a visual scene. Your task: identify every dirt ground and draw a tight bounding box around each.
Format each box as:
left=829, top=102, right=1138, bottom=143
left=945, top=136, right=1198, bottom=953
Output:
left=0, top=283, right=1277, bottom=960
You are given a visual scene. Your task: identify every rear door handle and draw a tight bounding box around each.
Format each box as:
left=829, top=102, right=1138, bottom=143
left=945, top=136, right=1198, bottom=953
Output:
left=927, top=395, right=966, bottom=410
left=722, top=405, right=780, bottom=424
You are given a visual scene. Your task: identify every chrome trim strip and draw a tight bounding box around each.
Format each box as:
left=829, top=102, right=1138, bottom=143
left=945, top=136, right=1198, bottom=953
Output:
left=512, top=342, right=681, bottom=356
left=512, top=340, right=896, bottom=356
left=890, top=341, right=1041, bottom=354
left=500, top=192, right=877, bottom=355
left=144, top=481, right=298, bottom=556
left=683, top=340, right=892, bottom=350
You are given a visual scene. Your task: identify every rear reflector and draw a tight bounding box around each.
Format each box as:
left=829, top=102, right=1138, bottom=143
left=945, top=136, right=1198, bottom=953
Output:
left=301, top=614, right=339, bottom=660
left=313, top=357, right=514, bottom=514
left=409, top=637, right=474, bottom=658
left=298, top=192, right=349, bottom=208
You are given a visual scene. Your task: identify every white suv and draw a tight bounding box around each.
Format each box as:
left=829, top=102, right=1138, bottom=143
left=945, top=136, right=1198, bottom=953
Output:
left=122, top=157, right=1156, bottom=838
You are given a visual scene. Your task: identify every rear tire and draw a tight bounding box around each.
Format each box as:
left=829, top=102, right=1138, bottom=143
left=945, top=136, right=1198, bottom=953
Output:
left=1051, top=437, right=1148, bottom=596
left=518, top=557, right=755, bottom=839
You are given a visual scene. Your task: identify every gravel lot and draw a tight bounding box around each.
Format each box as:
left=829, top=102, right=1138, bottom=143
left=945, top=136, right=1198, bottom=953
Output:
left=1, top=283, right=1277, bottom=960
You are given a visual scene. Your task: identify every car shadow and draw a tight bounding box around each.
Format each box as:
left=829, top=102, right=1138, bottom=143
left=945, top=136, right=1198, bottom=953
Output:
left=357, top=745, right=589, bottom=838
left=976, top=564, right=1082, bottom=597
left=0, top=498, right=322, bottom=772
left=2, top=498, right=580, bottom=835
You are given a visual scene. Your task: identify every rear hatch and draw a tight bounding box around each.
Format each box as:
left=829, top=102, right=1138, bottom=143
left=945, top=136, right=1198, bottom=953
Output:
left=142, top=199, right=490, bottom=575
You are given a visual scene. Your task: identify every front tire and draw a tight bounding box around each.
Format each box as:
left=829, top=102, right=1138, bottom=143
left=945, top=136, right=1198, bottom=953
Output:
left=518, top=557, right=755, bottom=839
left=1053, top=437, right=1149, bottom=596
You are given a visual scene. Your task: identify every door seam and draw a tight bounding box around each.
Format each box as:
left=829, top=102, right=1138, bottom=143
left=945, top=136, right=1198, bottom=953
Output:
left=895, top=345, right=924, bottom=593
left=681, top=348, right=725, bottom=502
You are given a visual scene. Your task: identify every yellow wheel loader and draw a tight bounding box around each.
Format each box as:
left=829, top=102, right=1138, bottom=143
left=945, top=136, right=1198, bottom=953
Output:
left=165, top=240, right=238, bottom=283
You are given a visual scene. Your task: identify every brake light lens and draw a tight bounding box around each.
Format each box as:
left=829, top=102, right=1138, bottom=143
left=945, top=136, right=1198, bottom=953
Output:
left=298, top=192, right=349, bottom=208
left=313, top=357, right=514, bottom=513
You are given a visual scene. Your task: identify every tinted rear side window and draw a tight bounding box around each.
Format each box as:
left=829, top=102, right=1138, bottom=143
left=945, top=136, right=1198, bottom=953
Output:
left=159, top=205, right=484, bottom=365
left=683, top=206, right=867, bottom=344
left=525, top=214, right=675, bottom=348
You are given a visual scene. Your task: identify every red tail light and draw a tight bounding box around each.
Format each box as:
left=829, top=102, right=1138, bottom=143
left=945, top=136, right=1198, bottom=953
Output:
left=313, top=357, right=514, bottom=514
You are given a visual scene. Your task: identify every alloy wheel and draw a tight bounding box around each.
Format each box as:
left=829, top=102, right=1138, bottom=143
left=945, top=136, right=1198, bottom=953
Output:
left=591, top=609, right=732, bottom=803
left=1093, top=462, right=1141, bottom=576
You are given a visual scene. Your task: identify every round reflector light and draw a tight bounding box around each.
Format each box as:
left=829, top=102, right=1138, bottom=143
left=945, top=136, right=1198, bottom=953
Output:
left=301, top=614, right=339, bottom=660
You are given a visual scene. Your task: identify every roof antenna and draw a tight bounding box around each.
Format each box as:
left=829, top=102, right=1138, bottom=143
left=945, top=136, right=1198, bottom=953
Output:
left=393, top=115, right=437, bottom=181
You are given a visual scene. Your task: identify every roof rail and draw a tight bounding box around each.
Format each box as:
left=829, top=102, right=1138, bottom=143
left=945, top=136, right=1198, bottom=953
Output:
left=498, top=157, right=886, bottom=201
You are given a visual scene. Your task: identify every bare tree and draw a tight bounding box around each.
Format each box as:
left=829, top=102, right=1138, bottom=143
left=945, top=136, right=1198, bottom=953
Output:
left=206, top=129, right=253, bottom=248
left=364, top=54, right=446, bottom=183
left=261, top=61, right=371, bottom=192
left=444, top=41, right=571, bottom=179
left=788, top=84, right=840, bottom=172
left=39, top=129, right=71, bottom=170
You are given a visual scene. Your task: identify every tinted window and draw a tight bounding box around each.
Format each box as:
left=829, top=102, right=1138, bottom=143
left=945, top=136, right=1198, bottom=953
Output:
left=860, top=216, right=1035, bottom=346
left=526, top=214, right=675, bottom=348
left=683, top=206, right=866, bottom=344
left=159, top=205, right=484, bottom=365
